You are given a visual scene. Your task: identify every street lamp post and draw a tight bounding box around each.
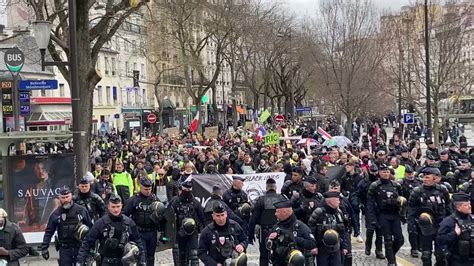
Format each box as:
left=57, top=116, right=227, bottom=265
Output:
left=424, top=0, right=432, bottom=139
left=32, top=0, right=84, bottom=184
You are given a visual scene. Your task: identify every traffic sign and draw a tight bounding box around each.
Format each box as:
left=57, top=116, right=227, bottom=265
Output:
left=19, top=80, right=58, bottom=90
left=4, top=48, right=24, bottom=73
left=147, top=113, right=157, bottom=124
left=403, top=113, right=415, bottom=124
left=296, top=107, right=312, bottom=112
left=275, top=114, right=284, bottom=122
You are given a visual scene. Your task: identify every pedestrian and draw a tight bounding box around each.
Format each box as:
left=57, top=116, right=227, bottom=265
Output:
left=73, top=177, right=106, bottom=223
left=0, top=208, right=28, bottom=265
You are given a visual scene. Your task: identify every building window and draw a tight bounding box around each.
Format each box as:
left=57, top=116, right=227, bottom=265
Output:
left=113, top=86, right=117, bottom=105
left=104, top=57, right=109, bottom=75
left=141, top=64, right=145, bottom=79
left=116, top=36, right=120, bottom=51
left=106, top=86, right=111, bottom=105
left=59, top=83, right=65, bottom=97
left=133, top=62, right=137, bottom=71
left=111, top=58, right=116, bottom=76
left=41, top=89, right=46, bottom=97
left=97, top=86, right=103, bottom=105
left=96, top=56, right=100, bottom=71
left=132, top=40, right=137, bottom=52
left=125, top=61, right=129, bottom=76
left=124, top=40, right=129, bottom=52
left=135, top=89, right=139, bottom=106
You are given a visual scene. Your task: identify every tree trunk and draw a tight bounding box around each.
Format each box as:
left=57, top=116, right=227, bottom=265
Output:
left=253, top=90, right=259, bottom=112
left=211, top=85, right=218, bottom=126
left=277, top=96, right=282, bottom=114
left=270, top=97, right=275, bottom=114
left=232, top=99, right=238, bottom=128
left=344, top=112, right=352, bottom=138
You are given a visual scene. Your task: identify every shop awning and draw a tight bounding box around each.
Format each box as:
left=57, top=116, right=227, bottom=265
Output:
left=27, top=111, right=72, bottom=126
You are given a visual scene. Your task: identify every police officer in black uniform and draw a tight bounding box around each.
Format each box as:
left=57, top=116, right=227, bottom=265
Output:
left=367, top=164, right=404, bottom=266
left=458, top=169, right=474, bottom=213
left=0, top=208, right=28, bottom=266
left=436, top=192, right=474, bottom=266
left=248, top=178, right=286, bottom=266
left=198, top=203, right=248, bottom=265
left=281, top=167, right=305, bottom=200
left=266, top=199, right=316, bottom=266
left=93, top=169, right=115, bottom=202
left=293, top=176, right=324, bottom=224
left=455, top=160, right=472, bottom=189
left=123, top=177, right=165, bottom=266
left=400, top=165, right=422, bottom=257
left=74, top=177, right=106, bottom=223
left=426, top=139, right=440, bottom=160
left=41, top=187, right=92, bottom=265
left=439, top=150, right=458, bottom=176
left=169, top=180, right=205, bottom=266
left=408, top=167, right=451, bottom=266
left=308, top=191, right=350, bottom=266
left=223, top=176, right=251, bottom=221
left=352, top=164, right=384, bottom=259
left=203, top=184, right=245, bottom=227
left=76, top=194, right=146, bottom=266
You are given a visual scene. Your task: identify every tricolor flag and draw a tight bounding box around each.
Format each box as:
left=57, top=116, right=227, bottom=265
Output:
left=256, top=125, right=267, bottom=141
left=317, top=127, right=335, bottom=146
left=189, top=112, right=200, bottom=133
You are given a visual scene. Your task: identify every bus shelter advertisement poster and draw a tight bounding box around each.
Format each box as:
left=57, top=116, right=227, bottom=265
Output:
left=4, top=154, right=74, bottom=242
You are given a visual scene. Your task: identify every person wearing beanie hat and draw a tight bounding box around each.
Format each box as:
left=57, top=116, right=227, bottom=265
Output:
left=281, top=166, right=305, bottom=201
left=41, top=187, right=92, bottom=265
left=73, top=176, right=106, bottom=222
left=0, top=208, right=28, bottom=265
left=203, top=184, right=245, bottom=226
left=92, top=169, right=115, bottom=202
left=169, top=178, right=204, bottom=266
left=367, top=163, right=404, bottom=266
left=407, top=164, right=450, bottom=263
left=247, top=178, right=287, bottom=266
left=437, top=192, right=473, bottom=264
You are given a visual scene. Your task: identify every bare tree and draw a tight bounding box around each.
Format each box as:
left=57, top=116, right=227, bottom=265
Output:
left=25, top=0, right=148, bottom=178
left=310, top=0, right=388, bottom=136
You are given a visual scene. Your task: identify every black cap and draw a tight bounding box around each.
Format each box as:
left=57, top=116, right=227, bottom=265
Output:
left=324, top=191, right=341, bottom=199
left=292, top=166, right=305, bottom=176
left=378, top=164, right=389, bottom=171
left=181, top=180, right=193, bottom=189
left=109, top=194, right=122, bottom=204
left=59, top=187, right=72, bottom=195
left=452, top=192, right=470, bottom=203
left=426, top=154, right=437, bottom=160
left=405, top=165, right=414, bottom=173
left=421, top=167, right=441, bottom=176
left=273, top=200, right=293, bottom=209
left=232, top=175, right=246, bottom=181
left=369, top=164, right=378, bottom=173
left=426, top=139, right=434, bottom=145
left=440, top=149, right=449, bottom=155
left=139, top=177, right=153, bottom=187
left=212, top=184, right=222, bottom=193
left=400, top=146, right=409, bottom=153
left=101, top=169, right=111, bottom=176
left=266, top=178, right=276, bottom=185
left=79, top=178, right=89, bottom=185
left=212, top=203, right=226, bottom=213
left=448, top=143, right=456, bottom=148
left=460, top=142, right=468, bottom=148
left=303, top=176, right=318, bottom=184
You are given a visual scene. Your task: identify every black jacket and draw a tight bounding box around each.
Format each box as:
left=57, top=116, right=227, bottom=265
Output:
left=0, top=221, right=28, bottom=266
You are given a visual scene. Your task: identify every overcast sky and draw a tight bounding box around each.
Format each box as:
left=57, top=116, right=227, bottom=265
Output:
left=283, top=0, right=412, bottom=18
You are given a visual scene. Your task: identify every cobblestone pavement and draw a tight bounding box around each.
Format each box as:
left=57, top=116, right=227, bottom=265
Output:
left=20, top=223, right=420, bottom=265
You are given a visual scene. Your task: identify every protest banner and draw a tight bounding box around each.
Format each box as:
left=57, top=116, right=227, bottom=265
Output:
left=188, top=172, right=286, bottom=207
left=264, top=132, right=280, bottom=145
left=163, top=127, right=180, bottom=136
left=3, top=154, right=75, bottom=244
left=203, top=126, right=219, bottom=139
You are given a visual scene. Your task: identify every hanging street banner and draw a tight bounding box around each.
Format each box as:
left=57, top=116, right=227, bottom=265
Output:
left=188, top=172, right=286, bottom=206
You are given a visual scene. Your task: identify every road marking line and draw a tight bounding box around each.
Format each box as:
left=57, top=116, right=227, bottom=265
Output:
left=396, top=255, right=415, bottom=266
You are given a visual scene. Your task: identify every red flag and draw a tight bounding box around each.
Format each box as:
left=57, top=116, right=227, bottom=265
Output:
left=189, top=112, right=200, bottom=133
